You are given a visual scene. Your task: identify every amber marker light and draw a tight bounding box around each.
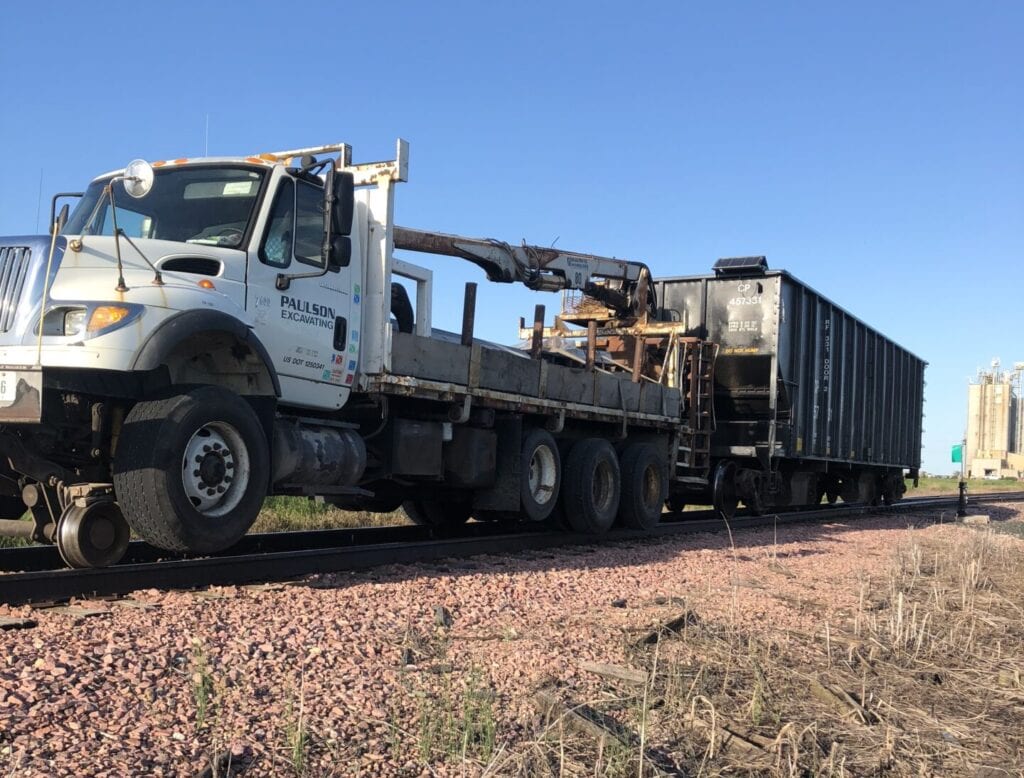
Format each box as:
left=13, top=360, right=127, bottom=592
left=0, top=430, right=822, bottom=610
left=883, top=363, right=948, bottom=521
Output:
left=87, top=306, right=131, bottom=332
left=198, top=279, right=216, bottom=290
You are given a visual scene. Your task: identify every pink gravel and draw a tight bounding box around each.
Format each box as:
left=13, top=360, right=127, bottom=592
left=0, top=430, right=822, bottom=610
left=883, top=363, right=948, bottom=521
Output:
left=1, top=506, right=1021, bottom=776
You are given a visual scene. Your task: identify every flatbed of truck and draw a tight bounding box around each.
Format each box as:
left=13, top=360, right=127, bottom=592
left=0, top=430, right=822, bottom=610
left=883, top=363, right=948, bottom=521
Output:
left=374, top=331, right=683, bottom=429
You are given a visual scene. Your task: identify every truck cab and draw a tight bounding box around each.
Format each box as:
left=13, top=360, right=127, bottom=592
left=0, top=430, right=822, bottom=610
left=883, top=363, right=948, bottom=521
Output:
left=0, top=143, right=386, bottom=566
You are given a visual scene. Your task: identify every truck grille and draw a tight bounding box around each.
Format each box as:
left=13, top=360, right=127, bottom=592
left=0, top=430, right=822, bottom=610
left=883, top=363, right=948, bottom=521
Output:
left=0, top=246, right=32, bottom=332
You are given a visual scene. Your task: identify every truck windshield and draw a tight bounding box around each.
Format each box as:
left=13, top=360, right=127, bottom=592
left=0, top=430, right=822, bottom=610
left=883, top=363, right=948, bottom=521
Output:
left=63, top=166, right=267, bottom=249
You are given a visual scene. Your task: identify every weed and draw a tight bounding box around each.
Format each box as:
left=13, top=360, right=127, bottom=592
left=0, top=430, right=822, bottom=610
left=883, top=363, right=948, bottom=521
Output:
left=416, top=665, right=497, bottom=764
left=191, top=639, right=214, bottom=730
left=283, top=680, right=309, bottom=776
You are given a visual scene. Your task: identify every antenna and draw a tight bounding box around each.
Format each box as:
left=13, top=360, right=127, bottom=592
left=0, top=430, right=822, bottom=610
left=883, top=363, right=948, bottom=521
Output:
left=204, top=113, right=210, bottom=157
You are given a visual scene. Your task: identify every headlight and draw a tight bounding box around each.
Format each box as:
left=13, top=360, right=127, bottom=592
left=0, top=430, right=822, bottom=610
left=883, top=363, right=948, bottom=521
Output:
left=63, top=308, right=87, bottom=336
left=38, top=303, right=142, bottom=338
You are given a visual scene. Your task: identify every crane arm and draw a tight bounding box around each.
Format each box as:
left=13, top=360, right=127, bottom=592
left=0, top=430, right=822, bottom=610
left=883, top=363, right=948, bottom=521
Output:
left=392, top=226, right=654, bottom=318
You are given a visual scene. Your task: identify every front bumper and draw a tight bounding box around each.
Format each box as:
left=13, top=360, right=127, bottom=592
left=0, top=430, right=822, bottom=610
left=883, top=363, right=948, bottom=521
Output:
left=0, top=367, right=42, bottom=423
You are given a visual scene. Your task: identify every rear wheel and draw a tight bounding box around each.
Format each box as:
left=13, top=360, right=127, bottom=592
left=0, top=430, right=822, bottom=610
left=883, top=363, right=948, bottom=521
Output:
left=617, top=443, right=667, bottom=530
left=113, top=386, right=270, bottom=554
left=563, top=439, right=620, bottom=534
left=519, top=428, right=561, bottom=521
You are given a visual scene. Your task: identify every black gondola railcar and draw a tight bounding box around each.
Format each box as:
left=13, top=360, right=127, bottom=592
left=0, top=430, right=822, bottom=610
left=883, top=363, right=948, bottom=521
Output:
left=656, top=258, right=926, bottom=515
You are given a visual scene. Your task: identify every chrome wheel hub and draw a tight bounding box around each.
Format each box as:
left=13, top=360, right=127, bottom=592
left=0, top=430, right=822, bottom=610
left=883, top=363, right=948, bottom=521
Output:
left=182, top=422, right=250, bottom=517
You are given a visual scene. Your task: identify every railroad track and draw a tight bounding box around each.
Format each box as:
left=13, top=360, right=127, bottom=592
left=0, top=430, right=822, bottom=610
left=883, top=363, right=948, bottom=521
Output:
left=1, top=491, right=1021, bottom=607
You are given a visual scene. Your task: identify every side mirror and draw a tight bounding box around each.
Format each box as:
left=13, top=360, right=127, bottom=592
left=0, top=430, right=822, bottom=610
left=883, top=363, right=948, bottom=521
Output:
left=332, top=170, right=354, bottom=236
left=52, top=203, right=70, bottom=236
left=322, top=168, right=355, bottom=269
left=330, top=236, right=352, bottom=268
left=123, top=159, right=155, bottom=199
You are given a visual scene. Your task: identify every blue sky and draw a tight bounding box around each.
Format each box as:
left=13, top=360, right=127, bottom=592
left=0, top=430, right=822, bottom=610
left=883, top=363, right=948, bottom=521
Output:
left=1, top=1, right=1020, bottom=475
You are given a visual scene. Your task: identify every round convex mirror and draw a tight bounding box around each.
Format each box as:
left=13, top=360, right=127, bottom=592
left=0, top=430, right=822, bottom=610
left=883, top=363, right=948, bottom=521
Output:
left=123, top=159, right=155, bottom=198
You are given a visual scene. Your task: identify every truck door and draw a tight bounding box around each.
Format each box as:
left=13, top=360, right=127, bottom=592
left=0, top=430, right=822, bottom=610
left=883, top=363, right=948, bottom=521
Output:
left=246, top=173, right=357, bottom=409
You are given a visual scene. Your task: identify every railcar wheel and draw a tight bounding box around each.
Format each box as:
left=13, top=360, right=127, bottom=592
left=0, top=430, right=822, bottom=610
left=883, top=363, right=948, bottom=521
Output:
left=563, top=439, right=620, bottom=534
left=56, top=500, right=130, bottom=569
left=881, top=474, right=905, bottom=505
left=617, top=443, right=667, bottom=530
left=712, top=461, right=739, bottom=519
left=0, top=496, right=26, bottom=520
left=402, top=500, right=473, bottom=528
left=519, top=428, right=561, bottom=521
left=113, top=386, right=270, bottom=554
left=856, top=472, right=881, bottom=506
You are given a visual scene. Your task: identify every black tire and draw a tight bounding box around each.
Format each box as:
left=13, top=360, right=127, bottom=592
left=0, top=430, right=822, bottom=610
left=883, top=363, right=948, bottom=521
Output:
left=617, top=443, right=667, bottom=530
left=519, top=428, right=561, bottom=522
left=0, top=495, right=26, bottom=521
left=113, top=386, right=270, bottom=553
left=402, top=500, right=472, bottom=528
left=562, top=439, right=620, bottom=534
left=712, top=460, right=738, bottom=519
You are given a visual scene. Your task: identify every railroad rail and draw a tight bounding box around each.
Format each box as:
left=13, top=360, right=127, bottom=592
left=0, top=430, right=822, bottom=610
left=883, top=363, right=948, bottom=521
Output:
left=1, top=492, right=1022, bottom=607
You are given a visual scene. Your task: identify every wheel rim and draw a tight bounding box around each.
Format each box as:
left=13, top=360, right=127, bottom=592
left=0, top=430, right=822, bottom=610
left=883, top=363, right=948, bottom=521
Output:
left=527, top=444, right=558, bottom=506
left=641, top=463, right=661, bottom=510
left=592, top=460, right=616, bottom=513
left=182, top=421, right=251, bottom=517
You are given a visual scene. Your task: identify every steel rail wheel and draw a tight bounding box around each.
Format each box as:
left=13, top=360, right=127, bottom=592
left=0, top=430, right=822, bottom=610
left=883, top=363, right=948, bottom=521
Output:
left=712, top=460, right=739, bottom=519
left=56, top=499, right=130, bottom=569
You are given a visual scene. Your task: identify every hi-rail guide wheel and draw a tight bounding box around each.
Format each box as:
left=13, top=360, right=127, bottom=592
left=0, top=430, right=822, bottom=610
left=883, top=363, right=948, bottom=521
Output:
left=56, top=499, right=131, bottom=569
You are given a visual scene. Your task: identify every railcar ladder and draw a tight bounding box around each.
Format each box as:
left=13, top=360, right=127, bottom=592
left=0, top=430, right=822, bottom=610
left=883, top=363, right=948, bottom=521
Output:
left=675, top=341, right=715, bottom=478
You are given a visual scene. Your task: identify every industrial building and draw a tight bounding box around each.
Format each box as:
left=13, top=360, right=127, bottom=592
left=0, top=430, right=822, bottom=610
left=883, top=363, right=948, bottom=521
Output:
left=966, top=360, right=1024, bottom=479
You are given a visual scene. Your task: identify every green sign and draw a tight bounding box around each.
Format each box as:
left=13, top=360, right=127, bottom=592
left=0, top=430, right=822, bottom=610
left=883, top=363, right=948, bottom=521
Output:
left=951, top=444, right=963, bottom=463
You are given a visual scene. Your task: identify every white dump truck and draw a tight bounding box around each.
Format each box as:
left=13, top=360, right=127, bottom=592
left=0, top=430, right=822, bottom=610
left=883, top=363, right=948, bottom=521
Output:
left=0, top=141, right=712, bottom=567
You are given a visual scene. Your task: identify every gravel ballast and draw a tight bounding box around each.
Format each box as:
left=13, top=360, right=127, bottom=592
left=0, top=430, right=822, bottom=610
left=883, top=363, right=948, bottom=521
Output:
left=1, top=506, right=1021, bottom=776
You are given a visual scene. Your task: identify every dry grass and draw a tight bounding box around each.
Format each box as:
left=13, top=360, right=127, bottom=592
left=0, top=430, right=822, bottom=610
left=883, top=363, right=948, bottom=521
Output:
left=907, top=475, right=1022, bottom=497
left=250, top=496, right=408, bottom=534
left=482, top=525, right=1024, bottom=776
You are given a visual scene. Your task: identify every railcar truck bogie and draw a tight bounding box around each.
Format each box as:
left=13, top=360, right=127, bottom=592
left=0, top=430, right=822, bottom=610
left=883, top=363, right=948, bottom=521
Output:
left=0, top=140, right=924, bottom=569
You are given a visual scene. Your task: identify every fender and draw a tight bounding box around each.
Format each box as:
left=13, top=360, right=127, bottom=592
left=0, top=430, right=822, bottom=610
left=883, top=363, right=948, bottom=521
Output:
left=130, top=309, right=281, bottom=396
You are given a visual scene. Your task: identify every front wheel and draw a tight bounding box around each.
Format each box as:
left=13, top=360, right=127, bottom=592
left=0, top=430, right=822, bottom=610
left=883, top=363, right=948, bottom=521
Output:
left=113, top=386, right=270, bottom=554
